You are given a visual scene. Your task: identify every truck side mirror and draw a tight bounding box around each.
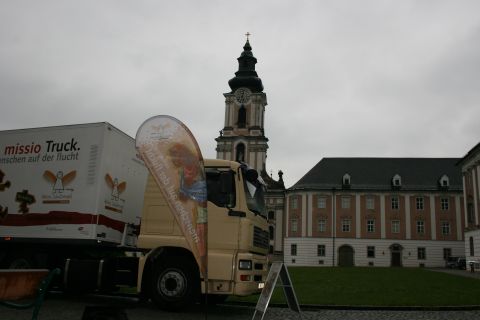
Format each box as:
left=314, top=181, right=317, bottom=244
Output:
left=245, top=168, right=258, bottom=184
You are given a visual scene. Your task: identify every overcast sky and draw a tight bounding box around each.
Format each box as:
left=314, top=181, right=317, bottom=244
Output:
left=1, top=1, right=479, bottom=188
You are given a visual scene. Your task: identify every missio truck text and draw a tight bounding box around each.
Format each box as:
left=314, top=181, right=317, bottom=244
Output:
left=1, top=138, right=80, bottom=164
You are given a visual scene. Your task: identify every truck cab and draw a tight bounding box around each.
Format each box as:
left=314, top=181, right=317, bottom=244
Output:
left=137, top=159, right=269, bottom=309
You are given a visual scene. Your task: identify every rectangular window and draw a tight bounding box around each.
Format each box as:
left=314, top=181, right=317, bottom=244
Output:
left=268, top=211, right=275, bottom=220
left=367, top=219, right=375, bottom=233
left=416, top=197, right=424, bottom=210
left=317, top=219, right=326, bottom=233
left=317, top=245, right=326, bottom=257
left=470, top=237, right=475, bottom=256
left=291, top=244, right=297, bottom=256
left=468, top=203, right=475, bottom=223
left=291, top=198, right=298, bottom=209
left=417, top=220, right=425, bottom=234
left=342, top=219, right=351, bottom=232
left=291, top=219, right=298, bottom=233
left=391, top=196, right=399, bottom=210
left=441, top=198, right=449, bottom=211
left=417, top=247, right=426, bottom=260
left=441, top=221, right=450, bottom=235
left=317, top=197, right=326, bottom=209
left=391, top=220, right=400, bottom=233
left=443, top=248, right=451, bottom=260
left=367, top=246, right=375, bottom=258
left=366, top=196, right=374, bottom=210
left=341, top=197, right=350, bottom=209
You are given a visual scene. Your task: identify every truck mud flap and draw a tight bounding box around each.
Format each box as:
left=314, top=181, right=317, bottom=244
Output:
left=113, top=257, right=138, bottom=287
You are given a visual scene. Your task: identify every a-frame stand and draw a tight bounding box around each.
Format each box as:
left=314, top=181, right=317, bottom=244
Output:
left=252, top=262, right=302, bottom=320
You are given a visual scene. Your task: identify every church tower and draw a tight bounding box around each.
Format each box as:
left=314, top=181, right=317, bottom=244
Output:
left=215, top=37, right=268, bottom=172
left=216, top=36, right=286, bottom=257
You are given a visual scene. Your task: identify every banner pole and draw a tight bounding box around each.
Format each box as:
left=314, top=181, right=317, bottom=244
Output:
left=205, top=270, right=209, bottom=320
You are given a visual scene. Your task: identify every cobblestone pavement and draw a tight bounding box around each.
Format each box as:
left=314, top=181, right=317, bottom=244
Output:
left=428, top=267, right=480, bottom=280
left=1, top=294, right=480, bottom=320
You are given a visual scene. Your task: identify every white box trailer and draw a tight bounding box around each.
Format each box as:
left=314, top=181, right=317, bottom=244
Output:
left=0, top=122, right=148, bottom=248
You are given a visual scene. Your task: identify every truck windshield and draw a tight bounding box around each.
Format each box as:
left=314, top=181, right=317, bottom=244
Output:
left=241, top=166, right=267, bottom=219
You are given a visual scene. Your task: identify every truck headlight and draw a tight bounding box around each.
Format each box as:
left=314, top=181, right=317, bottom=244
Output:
left=239, top=260, right=252, bottom=270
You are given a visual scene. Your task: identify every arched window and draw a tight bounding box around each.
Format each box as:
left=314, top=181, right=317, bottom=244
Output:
left=235, top=143, right=245, bottom=162
left=269, top=226, right=274, bottom=240
left=238, top=105, right=246, bottom=128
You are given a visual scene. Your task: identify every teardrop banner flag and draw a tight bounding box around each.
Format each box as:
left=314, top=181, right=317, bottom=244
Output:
left=135, top=115, right=208, bottom=278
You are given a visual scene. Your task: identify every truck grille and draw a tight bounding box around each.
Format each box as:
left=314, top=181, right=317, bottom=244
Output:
left=253, top=226, right=269, bottom=249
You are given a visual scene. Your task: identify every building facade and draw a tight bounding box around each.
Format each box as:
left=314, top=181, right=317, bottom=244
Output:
left=459, top=143, right=480, bottom=268
left=284, top=158, right=465, bottom=267
left=213, top=39, right=477, bottom=266
left=215, top=39, right=285, bottom=256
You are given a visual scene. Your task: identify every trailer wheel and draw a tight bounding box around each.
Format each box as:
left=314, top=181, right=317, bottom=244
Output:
left=4, top=253, right=36, bottom=269
left=150, top=256, right=199, bottom=311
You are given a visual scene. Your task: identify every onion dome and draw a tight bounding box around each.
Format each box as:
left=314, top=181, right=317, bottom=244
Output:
left=228, top=39, right=264, bottom=93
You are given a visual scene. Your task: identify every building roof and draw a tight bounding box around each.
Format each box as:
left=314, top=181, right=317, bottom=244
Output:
left=290, top=158, right=462, bottom=192
left=457, top=142, right=480, bottom=167
left=261, top=169, right=285, bottom=191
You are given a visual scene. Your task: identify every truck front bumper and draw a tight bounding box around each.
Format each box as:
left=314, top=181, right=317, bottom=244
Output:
left=233, top=252, right=268, bottom=296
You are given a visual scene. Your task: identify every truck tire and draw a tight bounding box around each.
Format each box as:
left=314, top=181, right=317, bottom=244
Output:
left=150, top=256, right=199, bottom=311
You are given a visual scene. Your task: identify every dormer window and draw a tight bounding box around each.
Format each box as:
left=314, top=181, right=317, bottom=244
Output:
left=342, top=173, right=351, bottom=189
left=392, top=174, right=402, bottom=188
left=439, top=174, right=450, bottom=189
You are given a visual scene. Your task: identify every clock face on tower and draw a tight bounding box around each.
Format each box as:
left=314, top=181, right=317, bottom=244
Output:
left=234, top=87, right=252, bottom=104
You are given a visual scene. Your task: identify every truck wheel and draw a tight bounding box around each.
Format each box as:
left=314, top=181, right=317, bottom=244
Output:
left=150, top=257, right=199, bottom=311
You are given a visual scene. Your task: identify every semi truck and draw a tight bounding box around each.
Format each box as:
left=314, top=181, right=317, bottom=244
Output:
left=0, top=122, right=270, bottom=310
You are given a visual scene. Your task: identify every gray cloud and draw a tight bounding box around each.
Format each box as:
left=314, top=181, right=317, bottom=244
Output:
left=1, top=0, right=479, bottom=188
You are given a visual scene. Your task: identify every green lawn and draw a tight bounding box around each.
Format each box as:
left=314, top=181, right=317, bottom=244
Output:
left=228, top=267, right=480, bottom=306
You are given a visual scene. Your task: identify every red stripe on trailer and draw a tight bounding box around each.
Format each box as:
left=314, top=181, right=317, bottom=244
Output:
left=0, top=211, right=125, bottom=232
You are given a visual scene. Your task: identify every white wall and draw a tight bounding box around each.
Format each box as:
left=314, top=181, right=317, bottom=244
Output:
left=284, top=237, right=465, bottom=268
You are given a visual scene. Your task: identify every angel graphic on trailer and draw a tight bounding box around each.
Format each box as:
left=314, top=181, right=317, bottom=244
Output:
left=43, top=170, right=76, bottom=195
left=0, top=170, right=11, bottom=218
left=0, top=170, right=11, bottom=192
left=105, top=174, right=126, bottom=201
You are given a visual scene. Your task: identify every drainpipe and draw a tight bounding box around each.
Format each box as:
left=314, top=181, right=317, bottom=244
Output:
left=332, top=188, right=336, bottom=266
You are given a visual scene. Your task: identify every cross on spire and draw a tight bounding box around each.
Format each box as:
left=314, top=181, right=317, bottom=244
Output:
left=245, top=32, right=251, bottom=41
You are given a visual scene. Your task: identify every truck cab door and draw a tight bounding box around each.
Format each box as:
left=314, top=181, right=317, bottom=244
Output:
left=206, top=169, right=240, bottom=281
